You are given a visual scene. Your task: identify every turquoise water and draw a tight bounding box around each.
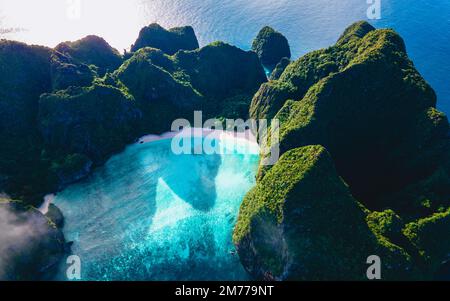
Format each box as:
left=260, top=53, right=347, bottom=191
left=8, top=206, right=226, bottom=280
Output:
left=54, top=136, right=259, bottom=280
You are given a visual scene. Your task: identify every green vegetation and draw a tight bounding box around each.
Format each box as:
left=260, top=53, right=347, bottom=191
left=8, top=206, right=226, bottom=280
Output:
left=39, top=84, right=142, bottom=163
left=235, top=21, right=450, bottom=280
left=0, top=199, right=67, bottom=280
left=252, top=26, right=291, bottom=70
left=111, top=41, right=266, bottom=130
left=234, top=146, right=414, bottom=280
left=55, top=35, right=123, bottom=76
left=0, top=40, right=53, bottom=203
left=131, top=23, right=199, bottom=54
left=50, top=51, right=95, bottom=90
left=269, top=57, right=290, bottom=80
left=49, top=153, right=92, bottom=189
left=0, top=21, right=449, bottom=281
left=403, top=208, right=450, bottom=276
left=0, top=25, right=266, bottom=205
left=257, top=22, right=446, bottom=213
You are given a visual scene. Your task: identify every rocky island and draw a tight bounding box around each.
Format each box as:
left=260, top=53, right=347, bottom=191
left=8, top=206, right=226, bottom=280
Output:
left=0, top=21, right=448, bottom=280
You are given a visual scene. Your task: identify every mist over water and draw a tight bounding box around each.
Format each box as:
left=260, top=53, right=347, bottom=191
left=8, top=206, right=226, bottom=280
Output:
left=54, top=138, right=259, bottom=280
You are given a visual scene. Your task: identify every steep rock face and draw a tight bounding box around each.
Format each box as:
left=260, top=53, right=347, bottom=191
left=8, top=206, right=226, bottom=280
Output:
left=113, top=42, right=266, bottom=124
left=55, top=35, right=122, bottom=76
left=252, top=26, right=291, bottom=70
left=174, top=42, right=267, bottom=101
left=0, top=40, right=52, bottom=137
left=131, top=23, right=199, bottom=54
left=0, top=40, right=54, bottom=202
left=250, top=22, right=377, bottom=121
left=233, top=146, right=414, bottom=280
left=258, top=22, right=448, bottom=210
left=113, top=48, right=202, bottom=133
left=49, top=153, right=93, bottom=189
left=269, top=57, right=290, bottom=80
left=0, top=199, right=67, bottom=280
left=38, top=84, right=142, bottom=163
left=238, top=21, right=450, bottom=280
left=50, top=51, right=95, bottom=91
left=250, top=80, right=298, bottom=121
left=0, top=33, right=266, bottom=201
left=403, top=209, right=450, bottom=279
left=45, top=203, right=65, bottom=229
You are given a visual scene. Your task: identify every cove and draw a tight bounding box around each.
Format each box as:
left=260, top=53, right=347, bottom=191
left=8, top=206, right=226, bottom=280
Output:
left=53, top=132, right=260, bottom=280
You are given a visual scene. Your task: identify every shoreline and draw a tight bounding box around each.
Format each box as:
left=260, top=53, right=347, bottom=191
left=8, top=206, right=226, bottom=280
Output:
left=137, top=127, right=259, bottom=146
left=43, top=127, right=260, bottom=210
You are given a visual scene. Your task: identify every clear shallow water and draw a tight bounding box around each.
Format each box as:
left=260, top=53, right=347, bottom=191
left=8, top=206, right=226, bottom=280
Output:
left=1, top=0, right=449, bottom=115
left=54, top=137, right=259, bottom=280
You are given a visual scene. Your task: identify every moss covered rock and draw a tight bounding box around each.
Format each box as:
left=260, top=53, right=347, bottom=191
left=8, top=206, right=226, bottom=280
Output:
left=257, top=22, right=448, bottom=213
left=55, top=35, right=122, bottom=76
left=45, top=203, right=65, bottom=229
left=0, top=40, right=54, bottom=202
left=403, top=208, right=450, bottom=278
left=367, top=210, right=405, bottom=241
left=131, top=23, right=199, bottom=54
left=38, top=84, right=142, bottom=163
left=113, top=42, right=266, bottom=125
left=252, top=26, right=291, bottom=70
left=269, top=57, right=290, bottom=80
left=242, top=21, right=450, bottom=280
left=49, top=153, right=93, bottom=189
left=234, top=145, right=414, bottom=280
left=112, top=48, right=202, bottom=133
left=0, top=199, right=68, bottom=280
left=50, top=51, right=95, bottom=90
left=250, top=22, right=376, bottom=121
left=0, top=40, right=52, bottom=136
left=173, top=41, right=267, bottom=102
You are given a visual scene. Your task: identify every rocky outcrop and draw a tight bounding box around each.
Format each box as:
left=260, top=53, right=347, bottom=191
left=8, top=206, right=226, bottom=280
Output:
left=131, top=23, right=199, bottom=54
left=0, top=40, right=54, bottom=203
left=111, top=42, right=266, bottom=128
left=49, top=153, right=93, bottom=189
left=236, top=21, right=450, bottom=280
left=252, top=26, right=291, bottom=70
left=45, top=203, right=65, bottom=229
left=112, top=48, right=202, bottom=133
left=0, top=198, right=68, bottom=280
left=250, top=22, right=377, bottom=121
left=0, top=29, right=266, bottom=202
left=38, top=84, right=142, bottom=163
left=173, top=42, right=267, bottom=102
left=269, top=57, right=290, bottom=80
left=0, top=40, right=52, bottom=136
left=257, top=22, right=448, bottom=211
left=233, top=146, right=415, bottom=280
left=55, top=35, right=122, bottom=76
left=403, top=208, right=450, bottom=279
left=50, top=51, right=95, bottom=91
